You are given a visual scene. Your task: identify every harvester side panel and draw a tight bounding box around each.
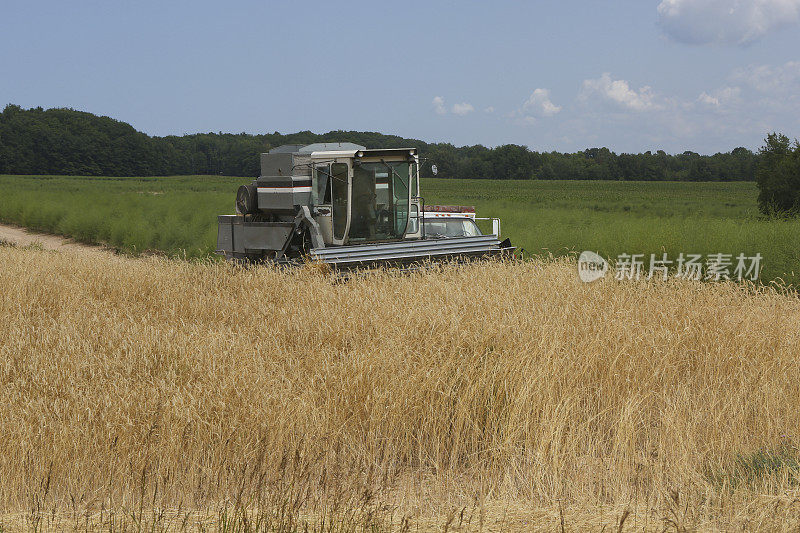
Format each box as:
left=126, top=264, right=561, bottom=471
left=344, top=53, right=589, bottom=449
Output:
left=256, top=153, right=312, bottom=214
left=217, top=215, right=294, bottom=258
left=259, top=152, right=294, bottom=176
left=255, top=176, right=313, bottom=214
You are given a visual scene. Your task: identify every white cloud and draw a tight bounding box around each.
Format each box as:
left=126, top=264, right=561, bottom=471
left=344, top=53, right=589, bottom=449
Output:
left=580, top=73, right=659, bottom=111
left=522, top=88, right=562, bottom=117
left=561, top=63, right=800, bottom=151
left=451, top=102, right=475, bottom=116
left=484, top=106, right=495, bottom=113
left=731, top=61, right=800, bottom=92
left=432, top=96, right=447, bottom=115
left=433, top=97, right=475, bottom=116
left=697, top=86, right=741, bottom=107
left=498, top=63, right=800, bottom=152
left=657, top=0, right=800, bottom=45
left=697, top=92, right=719, bottom=106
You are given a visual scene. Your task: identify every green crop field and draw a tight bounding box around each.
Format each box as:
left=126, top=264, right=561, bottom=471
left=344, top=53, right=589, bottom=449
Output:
left=424, top=179, right=800, bottom=286
left=1, top=175, right=798, bottom=285
left=0, top=175, right=250, bottom=257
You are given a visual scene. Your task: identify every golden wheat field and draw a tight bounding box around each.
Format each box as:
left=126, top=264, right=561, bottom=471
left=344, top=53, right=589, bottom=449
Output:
left=1, top=243, right=800, bottom=532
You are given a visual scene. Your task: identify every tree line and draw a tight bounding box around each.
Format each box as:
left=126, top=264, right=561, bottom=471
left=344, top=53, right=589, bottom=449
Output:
left=756, top=133, right=800, bottom=215
left=0, top=104, right=759, bottom=180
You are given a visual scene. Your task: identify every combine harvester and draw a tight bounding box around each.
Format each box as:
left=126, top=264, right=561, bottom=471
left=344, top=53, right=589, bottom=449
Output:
left=217, top=143, right=513, bottom=268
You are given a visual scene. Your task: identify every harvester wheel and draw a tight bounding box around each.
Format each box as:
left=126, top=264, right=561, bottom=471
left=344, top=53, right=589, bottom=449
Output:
left=284, top=227, right=313, bottom=260
left=235, top=184, right=258, bottom=215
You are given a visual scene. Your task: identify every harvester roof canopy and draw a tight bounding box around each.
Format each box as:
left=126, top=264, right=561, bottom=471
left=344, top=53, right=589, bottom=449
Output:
left=268, top=144, right=417, bottom=162
left=267, top=144, right=307, bottom=154
left=309, top=150, right=360, bottom=160
left=353, top=148, right=417, bottom=159
left=308, top=147, right=418, bottom=161
left=297, top=142, right=366, bottom=153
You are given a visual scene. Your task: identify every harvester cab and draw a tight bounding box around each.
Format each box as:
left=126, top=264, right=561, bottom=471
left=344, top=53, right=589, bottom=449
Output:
left=217, top=143, right=513, bottom=268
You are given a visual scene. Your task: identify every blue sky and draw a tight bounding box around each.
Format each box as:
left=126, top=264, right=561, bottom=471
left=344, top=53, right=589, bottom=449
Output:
left=2, top=0, right=799, bottom=154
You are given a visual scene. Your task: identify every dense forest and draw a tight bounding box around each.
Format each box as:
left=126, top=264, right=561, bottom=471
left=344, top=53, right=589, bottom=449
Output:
left=0, top=104, right=759, bottom=180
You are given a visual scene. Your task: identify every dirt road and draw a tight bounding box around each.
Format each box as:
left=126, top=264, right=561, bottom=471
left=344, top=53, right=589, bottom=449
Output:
left=0, top=223, right=105, bottom=253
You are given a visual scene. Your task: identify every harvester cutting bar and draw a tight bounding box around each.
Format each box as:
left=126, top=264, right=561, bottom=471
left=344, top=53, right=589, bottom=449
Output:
left=309, top=235, right=514, bottom=268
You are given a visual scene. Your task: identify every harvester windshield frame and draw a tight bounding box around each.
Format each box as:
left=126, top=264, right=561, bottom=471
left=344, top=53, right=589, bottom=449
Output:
left=309, top=148, right=419, bottom=246
left=349, top=159, right=411, bottom=241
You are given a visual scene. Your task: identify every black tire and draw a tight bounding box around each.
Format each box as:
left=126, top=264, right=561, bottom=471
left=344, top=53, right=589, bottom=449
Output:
left=284, top=227, right=312, bottom=260
left=236, top=184, right=258, bottom=215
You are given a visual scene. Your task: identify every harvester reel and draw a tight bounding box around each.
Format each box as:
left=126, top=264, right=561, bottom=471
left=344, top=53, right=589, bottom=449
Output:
left=235, top=184, right=258, bottom=215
